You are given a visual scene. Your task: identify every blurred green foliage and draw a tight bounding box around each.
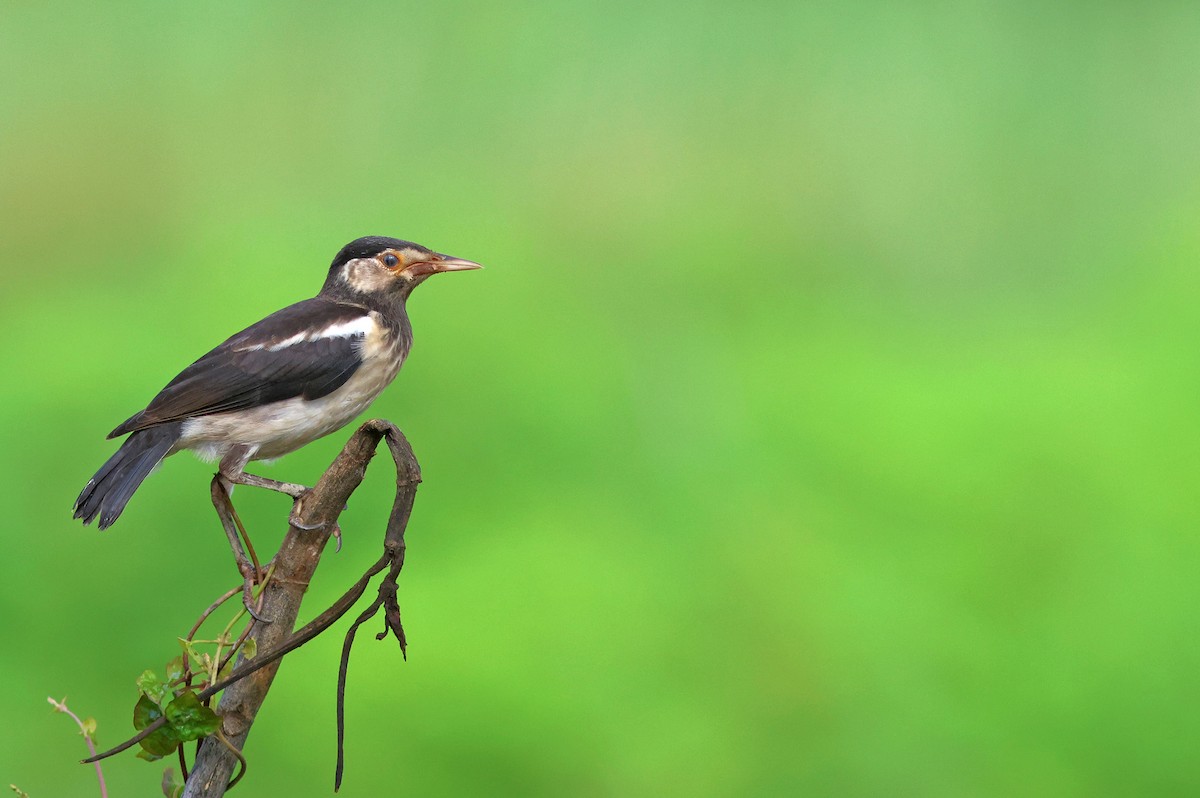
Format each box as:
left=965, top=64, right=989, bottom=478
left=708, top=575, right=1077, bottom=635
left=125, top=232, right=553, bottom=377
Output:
left=1, top=2, right=1198, bottom=796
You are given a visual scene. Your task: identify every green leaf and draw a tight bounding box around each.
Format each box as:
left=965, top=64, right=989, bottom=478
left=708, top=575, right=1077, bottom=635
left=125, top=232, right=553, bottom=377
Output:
left=133, top=695, right=162, bottom=731
left=80, top=716, right=98, bottom=738
left=241, top=638, right=257, bottom=660
left=165, top=656, right=185, bottom=684
left=140, top=723, right=182, bottom=756
left=137, top=749, right=165, bottom=762
left=133, top=695, right=181, bottom=757
left=164, top=691, right=221, bottom=741
left=137, top=670, right=171, bottom=707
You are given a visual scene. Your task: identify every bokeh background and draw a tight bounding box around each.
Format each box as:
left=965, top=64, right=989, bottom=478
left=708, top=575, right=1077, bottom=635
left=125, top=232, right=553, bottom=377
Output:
left=2, top=2, right=1198, bottom=795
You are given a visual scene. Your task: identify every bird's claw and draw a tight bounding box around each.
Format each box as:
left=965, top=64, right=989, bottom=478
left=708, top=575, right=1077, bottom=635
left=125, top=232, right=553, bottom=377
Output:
left=288, top=490, right=319, bottom=529
left=240, top=577, right=271, bottom=623
left=243, top=593, right=271, bottom=623
left=288, top=514, right=324, bottom=531
left=288, top=512, right=342, bottom=552
left=237, top=562, right=272, bottom=623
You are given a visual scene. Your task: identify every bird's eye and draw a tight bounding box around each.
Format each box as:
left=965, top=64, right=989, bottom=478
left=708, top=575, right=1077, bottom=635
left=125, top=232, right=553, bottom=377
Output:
left=382, top=253, right=399, bottom=267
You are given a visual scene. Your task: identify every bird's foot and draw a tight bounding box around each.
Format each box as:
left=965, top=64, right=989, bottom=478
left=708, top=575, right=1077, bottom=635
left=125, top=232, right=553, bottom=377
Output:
left=287, top=511, right=343, bottom=552
left=237, top=561, right=272, bottom=623
left=289, top=515, right=323, bottom=531
left=243, top=594, right=270, bottom=623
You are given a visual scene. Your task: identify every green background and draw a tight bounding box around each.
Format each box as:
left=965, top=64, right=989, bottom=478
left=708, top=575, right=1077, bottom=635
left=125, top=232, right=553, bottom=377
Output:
left=1, top=2, right=1197, bottom=795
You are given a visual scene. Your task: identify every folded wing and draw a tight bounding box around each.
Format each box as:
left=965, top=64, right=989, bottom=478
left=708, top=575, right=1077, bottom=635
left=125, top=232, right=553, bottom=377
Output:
left=109, top=298, right=372, bottom=438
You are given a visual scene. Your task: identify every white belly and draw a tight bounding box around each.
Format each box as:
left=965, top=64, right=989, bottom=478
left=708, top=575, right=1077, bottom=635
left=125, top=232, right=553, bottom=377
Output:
left=178, top=345, right=406, bottom=462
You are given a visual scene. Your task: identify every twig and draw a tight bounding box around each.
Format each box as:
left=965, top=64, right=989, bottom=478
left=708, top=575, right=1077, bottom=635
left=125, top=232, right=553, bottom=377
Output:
left=178, top=744, right=189, bottom=784
left=211, top=730, right=247, bottom=790
left=186, top=586, right=242, bottom=642
left=49, top=697, right=107, bottom=798
left=83, top=551, right=390, bottom=763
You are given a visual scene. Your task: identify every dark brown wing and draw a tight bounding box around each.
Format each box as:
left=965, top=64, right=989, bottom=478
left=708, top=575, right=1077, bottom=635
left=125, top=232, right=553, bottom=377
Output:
left=109, top=298, right=371, bottom=438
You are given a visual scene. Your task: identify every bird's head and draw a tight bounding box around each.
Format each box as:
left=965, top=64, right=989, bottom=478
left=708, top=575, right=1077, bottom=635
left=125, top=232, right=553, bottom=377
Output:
left=322, top=236, right=482, bottom=301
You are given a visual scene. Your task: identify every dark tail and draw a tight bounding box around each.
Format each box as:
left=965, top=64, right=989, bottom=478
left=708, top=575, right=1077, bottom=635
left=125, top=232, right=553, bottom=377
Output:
left=74, top=422, right=182, bottom=529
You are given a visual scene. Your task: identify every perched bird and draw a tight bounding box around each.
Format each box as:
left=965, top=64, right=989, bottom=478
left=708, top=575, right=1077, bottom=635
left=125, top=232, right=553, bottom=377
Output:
left=74, top=236, right=481, bottom=529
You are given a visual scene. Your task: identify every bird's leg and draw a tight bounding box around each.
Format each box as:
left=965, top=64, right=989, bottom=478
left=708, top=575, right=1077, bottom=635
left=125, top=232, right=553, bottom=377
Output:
left=234, top=472, right=337, bottom=542
left=226, top=471, right=309, bottom=498
left=218, top=448, right=343, bottom=550
left=209, top=475, right=270, bottom=623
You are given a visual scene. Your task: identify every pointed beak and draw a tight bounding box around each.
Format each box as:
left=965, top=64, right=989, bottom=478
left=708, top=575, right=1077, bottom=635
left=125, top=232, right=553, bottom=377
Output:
left=433, top=255, right=484, bottom=273
left=401, top=254, right=484, bottom=279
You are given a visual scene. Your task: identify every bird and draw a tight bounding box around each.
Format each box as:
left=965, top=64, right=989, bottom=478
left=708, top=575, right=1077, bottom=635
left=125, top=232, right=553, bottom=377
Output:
left=74, top=235, right=482, bottom=531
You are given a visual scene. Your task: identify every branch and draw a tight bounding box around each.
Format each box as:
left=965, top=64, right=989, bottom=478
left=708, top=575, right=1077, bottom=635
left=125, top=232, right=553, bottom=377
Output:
left=140, top=419, right=419, bottom=797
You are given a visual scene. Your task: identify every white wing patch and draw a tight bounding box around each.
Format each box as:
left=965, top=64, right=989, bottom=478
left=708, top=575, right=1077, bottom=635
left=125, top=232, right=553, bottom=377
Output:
left=318, top=317, right=376, bottom=339
left=266, top=332, right=308, bottom=351
left=236, top=315, right=378, bottom=352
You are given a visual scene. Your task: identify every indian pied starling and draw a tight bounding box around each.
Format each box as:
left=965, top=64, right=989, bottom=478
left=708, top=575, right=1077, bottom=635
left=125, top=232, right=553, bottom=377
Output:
left=74, top=236, right=481, bottom=528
